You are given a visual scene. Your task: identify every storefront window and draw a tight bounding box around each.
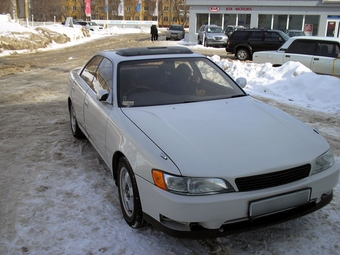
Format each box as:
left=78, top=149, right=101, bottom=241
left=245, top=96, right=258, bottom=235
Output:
left=289, top=15, right=303, bottom=30
left=305, top=15, right=319, bottom=36
left=258, top=14, right=272, bottom=29
left=238, top=14, right=251, bottom=27
left=196, top=13, right=209, bottom=32
left=273, top=15, right=287, bottom=31
left=210, top=14, right=223, bottom=26
left=224, top=14, right=237, bottom=27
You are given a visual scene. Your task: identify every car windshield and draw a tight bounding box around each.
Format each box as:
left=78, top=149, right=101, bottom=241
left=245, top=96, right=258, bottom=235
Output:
left=118, top=57, right=246, bottom=107
left=169, top=26, right=182, bottom=31
left=207, top=27, right=224, bottom=33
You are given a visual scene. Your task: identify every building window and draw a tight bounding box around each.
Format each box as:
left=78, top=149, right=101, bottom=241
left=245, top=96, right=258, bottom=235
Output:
left=196, top=14, right=209, bottom=32
left=127, top=7, right=130, bottom=12
left=210, top=14, right=223, bottom=26
left=65, top=6, right=68, bottom=11
left=164, top=16, right=168, bottom=22
left=273, top=15, right=287, bottom=31
left=305, top=15, right=319, bottom=36
left=289, top=15, right=304, bottom=30
left=72, top=6, right=76, bottom=11
left=258, top=14, right=272, bottom=29
left=164, top=7, right=169, bottom=12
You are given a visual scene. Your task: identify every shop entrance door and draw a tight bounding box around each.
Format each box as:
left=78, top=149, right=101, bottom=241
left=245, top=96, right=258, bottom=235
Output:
left=326, top=20, right=340, bottom=37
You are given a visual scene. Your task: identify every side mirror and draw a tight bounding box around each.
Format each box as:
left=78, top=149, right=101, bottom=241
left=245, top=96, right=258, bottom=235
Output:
left=97, top=89, right=109, bottom=101
left=236, top=77, right=247, bottom=88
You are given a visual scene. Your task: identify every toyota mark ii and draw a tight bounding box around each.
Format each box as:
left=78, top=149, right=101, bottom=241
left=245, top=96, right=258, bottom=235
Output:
left=67, top=46, right=339, bottom=238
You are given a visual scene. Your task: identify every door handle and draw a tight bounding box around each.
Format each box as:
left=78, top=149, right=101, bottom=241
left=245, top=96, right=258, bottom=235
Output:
left=314, top=58, right=320, bottom=61
left=84, top=101, right=89, bottom=108
left=285, top=55, right=290, bottom=58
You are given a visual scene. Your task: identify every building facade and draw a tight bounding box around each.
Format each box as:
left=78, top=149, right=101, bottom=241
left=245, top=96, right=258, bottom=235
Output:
left=186, top=0, right=340, bottom=43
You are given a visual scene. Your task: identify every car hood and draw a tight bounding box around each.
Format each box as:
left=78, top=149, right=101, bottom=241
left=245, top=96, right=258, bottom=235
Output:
left=122, top=97, right=329, bottom=178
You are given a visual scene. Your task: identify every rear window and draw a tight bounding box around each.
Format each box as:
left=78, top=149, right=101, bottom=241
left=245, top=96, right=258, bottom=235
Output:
left=169, top=25, right=183, bottom=31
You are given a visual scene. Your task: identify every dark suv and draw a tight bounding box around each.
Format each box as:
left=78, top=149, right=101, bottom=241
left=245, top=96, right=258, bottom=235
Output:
left=226, top=29, right=289, bottom=60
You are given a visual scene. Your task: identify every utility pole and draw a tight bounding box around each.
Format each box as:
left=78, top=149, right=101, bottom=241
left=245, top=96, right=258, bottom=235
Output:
left=25, top=0, right=29, bottom=26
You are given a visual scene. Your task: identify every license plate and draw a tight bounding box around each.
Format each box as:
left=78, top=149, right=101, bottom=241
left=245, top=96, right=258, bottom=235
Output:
left=249, top=189, right=311, bottom=218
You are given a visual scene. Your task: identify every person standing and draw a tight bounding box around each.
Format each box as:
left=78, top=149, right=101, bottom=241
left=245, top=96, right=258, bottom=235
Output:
left=150, top=25, right=158, bottom=41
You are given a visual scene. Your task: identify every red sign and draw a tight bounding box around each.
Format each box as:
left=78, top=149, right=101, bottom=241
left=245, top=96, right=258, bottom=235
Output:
left=85, top=0, right=91, bottom=17
left=209, top=6, right=220, bottom=12
left=304, top=24, right=313, bottom=32
left=226, top=7, right=252, bottom=11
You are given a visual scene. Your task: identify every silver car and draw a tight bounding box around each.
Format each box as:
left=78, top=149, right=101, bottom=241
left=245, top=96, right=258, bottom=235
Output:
left=198, top=25, right=228, bottom=47
left=67, top=46, right=339, bottom=238
left=166, top=25, right=185, bottom=41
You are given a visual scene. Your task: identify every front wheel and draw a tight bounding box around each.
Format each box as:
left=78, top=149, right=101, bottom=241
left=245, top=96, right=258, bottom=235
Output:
left=236, top=48, right=250, bottom=61
left=117, top=157, right=147, bottom=229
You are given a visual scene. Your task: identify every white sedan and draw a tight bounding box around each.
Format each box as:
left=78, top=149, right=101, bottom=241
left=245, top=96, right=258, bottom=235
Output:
left=67, top=46, right=339, bottom=238
left=253, top=36, right=340, bottom=77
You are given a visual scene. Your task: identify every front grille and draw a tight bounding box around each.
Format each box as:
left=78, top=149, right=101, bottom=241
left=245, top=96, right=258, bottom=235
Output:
left=235, top=164, right=311, bottom=192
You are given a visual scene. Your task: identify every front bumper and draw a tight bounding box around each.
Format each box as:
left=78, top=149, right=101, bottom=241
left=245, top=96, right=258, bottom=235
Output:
left=143, top=190, right=333, bottom=239
left=137, top=162, right=339, bottom=239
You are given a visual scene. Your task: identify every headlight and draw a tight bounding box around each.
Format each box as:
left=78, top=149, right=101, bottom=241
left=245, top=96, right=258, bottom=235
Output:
left=206, top=35, right=215, bottom=39
left=311, top=149, right=335, bottom=175
left=152, top=170, right=235, bottom=195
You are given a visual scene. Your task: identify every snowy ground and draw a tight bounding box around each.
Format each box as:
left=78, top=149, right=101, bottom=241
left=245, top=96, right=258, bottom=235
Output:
left=0, top=15, right=339, bottom=254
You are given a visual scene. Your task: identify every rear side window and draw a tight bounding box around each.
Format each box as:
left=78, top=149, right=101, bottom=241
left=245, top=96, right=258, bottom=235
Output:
left=230, top=31, right=248, bottom=40
left=248, top=31, right=263, bottom=41
left=316, top=42, right=340, bottom=57
left=286, top=40, right=317, bottom=55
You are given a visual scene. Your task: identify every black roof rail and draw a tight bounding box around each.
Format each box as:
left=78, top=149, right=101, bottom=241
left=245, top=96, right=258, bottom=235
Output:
left=116, top=46, right=193, bottom=56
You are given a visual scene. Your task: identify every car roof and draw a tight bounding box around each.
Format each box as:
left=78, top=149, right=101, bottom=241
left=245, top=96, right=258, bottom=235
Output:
left=96, top=46, right=203, bottom=62
left=287, top=36, right=340, bottom=42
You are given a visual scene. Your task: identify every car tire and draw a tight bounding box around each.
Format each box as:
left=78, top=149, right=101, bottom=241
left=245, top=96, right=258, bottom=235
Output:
left=69, top=103, right=85, bottom=139
left=236, top=48, right=249, bottom=61
left=118, top=157, right=147, bottom=229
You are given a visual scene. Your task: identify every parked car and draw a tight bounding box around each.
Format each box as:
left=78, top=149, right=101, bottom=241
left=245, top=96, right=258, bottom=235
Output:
left=226, top=29, right=289, bottom=60
left=285, top=29, right=306, bottom=37
left=253, top=36, right=340, bottom=76
left=75, top=21, right=103, bottom=31
left=224, top=25, right=247, bottom=37
left=197, top=25, right=228, bottom=47
left=67, top=46, right=339, bottom=238
left=166, top=25, right=185, bottom=40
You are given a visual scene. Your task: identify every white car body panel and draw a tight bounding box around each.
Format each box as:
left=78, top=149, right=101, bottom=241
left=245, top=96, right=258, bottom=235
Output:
left=122, top=97, right=328, bottom=179
left=253, top=36, right=340, bottom=76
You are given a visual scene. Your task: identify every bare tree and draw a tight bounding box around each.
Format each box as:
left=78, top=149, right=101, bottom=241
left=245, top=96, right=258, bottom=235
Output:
left=0, top=0, right=16, bottom=18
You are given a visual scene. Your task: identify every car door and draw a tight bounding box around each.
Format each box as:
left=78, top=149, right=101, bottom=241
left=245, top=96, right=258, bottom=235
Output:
left=282, top=39, right=316, bottom=68
left=246, top=31, right=264, bottom=52
left=84, top=57, right=113, bottom=159
left=311, top=42, right=340, bottom=75
left=72, top=56, right=103, bottom=132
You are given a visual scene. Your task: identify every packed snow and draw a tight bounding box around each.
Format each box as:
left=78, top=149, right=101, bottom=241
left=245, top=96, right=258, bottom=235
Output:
left=1, top=14, right=339, bottom=255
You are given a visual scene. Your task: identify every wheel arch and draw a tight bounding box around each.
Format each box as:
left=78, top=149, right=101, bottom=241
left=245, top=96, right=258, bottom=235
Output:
left=112, top=151, right=125, bottom=184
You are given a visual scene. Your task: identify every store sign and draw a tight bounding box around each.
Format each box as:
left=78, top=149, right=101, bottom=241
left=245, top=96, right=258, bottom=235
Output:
left=304, top=24, right=313, bottom=32
left=209, top=6, right=220, bottom=12
left=226, top=7, right=252, bottom=11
